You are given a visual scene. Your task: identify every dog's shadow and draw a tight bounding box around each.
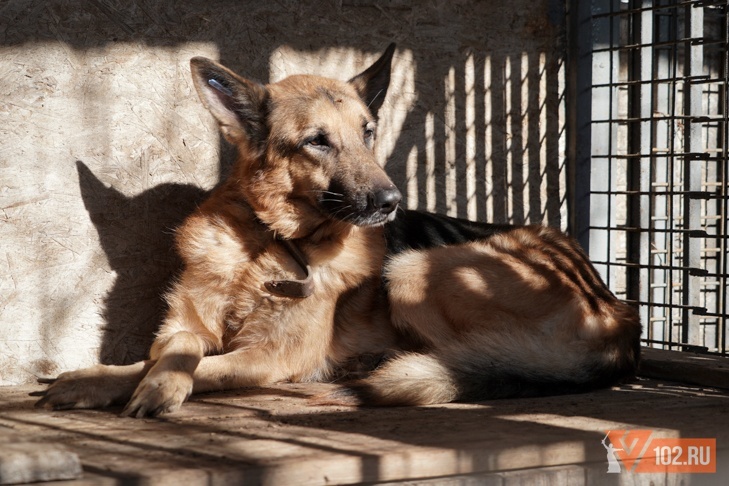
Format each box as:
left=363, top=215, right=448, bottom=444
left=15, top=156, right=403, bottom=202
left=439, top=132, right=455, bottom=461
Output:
left=76, top=161, right=209, bottom=365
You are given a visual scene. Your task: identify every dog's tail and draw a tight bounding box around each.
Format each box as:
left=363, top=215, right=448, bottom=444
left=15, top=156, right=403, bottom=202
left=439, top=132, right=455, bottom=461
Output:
left=343, top=313, right=641, bottom=406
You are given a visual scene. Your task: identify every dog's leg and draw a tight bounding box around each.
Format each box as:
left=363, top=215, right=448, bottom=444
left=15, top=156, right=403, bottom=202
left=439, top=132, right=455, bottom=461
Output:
left=190, top=348, right=296, bottom=394
left=121, top=330, right=205, bottom=417
left=35, top=361, right=152, bottom=410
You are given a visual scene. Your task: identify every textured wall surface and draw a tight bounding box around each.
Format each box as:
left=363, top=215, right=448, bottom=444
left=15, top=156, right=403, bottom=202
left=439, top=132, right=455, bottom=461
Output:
left=0, top=0, right=566, bottom=384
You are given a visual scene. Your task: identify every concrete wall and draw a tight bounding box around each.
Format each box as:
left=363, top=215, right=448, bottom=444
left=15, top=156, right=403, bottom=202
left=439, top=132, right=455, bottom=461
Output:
left=0, top=0, right=567, bottom=384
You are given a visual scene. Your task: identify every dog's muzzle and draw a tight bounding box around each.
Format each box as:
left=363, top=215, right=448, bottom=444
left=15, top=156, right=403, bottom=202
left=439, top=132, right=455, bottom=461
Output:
left=369, top=186, right=402, bottom=221
left=321, top=183, right=402, bottom=226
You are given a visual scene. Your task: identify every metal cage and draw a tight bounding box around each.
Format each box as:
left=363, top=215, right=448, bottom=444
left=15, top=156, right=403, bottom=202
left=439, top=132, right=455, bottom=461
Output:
left=570, top=0, right=729, bottom=354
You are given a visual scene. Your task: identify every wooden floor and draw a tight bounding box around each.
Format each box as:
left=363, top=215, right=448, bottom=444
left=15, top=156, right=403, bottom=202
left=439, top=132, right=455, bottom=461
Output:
left=1, top=378, right=728, bottom=485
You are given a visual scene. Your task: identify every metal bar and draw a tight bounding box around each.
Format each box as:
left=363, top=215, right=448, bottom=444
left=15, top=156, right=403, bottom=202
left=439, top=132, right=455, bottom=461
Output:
left=592, top=114, right=728, bottom=122
left=590, top=190, right=728, bottom=198
left=627, top=0, right=654, bottom=342
left=624, top=300, right=707, bottom=311
left=593, top=36, right=719, bottom=53
left=592, top=0, right=718, bottom=19
left=641, top=339, right=710, bottom=353
left=683, top=2, right=705, bottom=346
left=591, top=152, right=720, bottom=160
left=590, top=260, right=713, bottom=274
left=588, top=224, right=711, bottom=236
left=665, top=0, right=681, bottom=347
left=566, top=0, right=595, bottom=250
left=591, top=75, right=710, bottom=87
left=586, top=0, right=621, bottom=288
left=720, top=0, right=729, bottom=353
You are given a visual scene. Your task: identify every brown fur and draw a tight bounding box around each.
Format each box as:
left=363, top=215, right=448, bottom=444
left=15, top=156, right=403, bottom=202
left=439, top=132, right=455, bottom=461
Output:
left=36, top=45, right=641, bottom=417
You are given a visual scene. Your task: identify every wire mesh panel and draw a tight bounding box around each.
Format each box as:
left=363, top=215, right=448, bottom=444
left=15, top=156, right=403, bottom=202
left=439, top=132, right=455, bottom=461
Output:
left=572, top=0, right=729, bottom=354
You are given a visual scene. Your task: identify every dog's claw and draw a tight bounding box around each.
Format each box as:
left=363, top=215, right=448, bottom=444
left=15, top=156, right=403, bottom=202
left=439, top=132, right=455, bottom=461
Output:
left=34, top=396, right=49, bottom=408
left=32, top=364, right=143, bottom=412
left=53, top=402, right=78, bottom=411
left=120, top=402, right=150, bottom=418
left=120, top=404, right=138, bottom=418
left=121, top=400, right=173, bottom=418
left=120, top=371, right=192, bottom=418
left=34, top=394, right=77, bottom=411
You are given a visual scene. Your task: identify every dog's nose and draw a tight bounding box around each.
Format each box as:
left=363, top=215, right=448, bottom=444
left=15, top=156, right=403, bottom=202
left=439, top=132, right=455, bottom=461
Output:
left=370, top=186, right=402, bottom=214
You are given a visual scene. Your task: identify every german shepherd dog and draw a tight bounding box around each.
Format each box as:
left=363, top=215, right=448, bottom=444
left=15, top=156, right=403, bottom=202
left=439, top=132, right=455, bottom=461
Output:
left=36, top=44, right=641, bottom=417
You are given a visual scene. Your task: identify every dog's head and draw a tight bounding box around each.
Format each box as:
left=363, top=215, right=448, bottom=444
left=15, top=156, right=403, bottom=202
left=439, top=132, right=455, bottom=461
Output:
left=190, top=44, right=401, bottom=239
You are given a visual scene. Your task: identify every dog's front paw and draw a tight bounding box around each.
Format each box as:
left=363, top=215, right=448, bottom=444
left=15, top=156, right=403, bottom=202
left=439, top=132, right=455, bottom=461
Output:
left=34, top=365, right=137, bottom=411
left=122, top=371, right=193, bottom=418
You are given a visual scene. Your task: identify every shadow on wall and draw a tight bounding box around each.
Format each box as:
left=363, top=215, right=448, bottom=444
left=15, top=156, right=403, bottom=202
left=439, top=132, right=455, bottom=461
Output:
left=76, top=161, right=208, bottom=364
left=3, top=0, right=565, bottom=366
left=386, top=48, right=565, bottom=226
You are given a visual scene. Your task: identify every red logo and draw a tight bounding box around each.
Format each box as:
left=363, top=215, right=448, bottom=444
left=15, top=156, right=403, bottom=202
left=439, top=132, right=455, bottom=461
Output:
left=604, top=430, right=716, bottom=473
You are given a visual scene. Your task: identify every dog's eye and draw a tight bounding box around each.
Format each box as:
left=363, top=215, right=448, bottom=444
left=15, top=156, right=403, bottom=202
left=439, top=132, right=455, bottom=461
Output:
left=307, top=134, right=329, bottom=149
left=364, top=128, right=375, bottom=140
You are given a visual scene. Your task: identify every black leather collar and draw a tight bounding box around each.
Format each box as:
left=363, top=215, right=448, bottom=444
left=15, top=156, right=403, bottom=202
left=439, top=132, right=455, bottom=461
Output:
left=265, top=237, right=315, bottom=299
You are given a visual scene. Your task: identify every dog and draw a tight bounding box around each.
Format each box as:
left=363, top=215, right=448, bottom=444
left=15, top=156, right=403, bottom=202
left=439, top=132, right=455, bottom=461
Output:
left=36, top=44, right=641, bottom=417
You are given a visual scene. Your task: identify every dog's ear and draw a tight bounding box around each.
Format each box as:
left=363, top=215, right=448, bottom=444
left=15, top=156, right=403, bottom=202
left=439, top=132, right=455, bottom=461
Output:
left=349, top=43, right=395, bottom=117
left=190, top=57, right=269, bottom=148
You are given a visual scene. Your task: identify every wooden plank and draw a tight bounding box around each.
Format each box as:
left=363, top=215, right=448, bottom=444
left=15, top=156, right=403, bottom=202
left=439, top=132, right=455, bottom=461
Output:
left=2, top=381, right=728, bottom=485
left=639, top=347, right=729, bottom=390
left=0, top=443, right=82, bottom=485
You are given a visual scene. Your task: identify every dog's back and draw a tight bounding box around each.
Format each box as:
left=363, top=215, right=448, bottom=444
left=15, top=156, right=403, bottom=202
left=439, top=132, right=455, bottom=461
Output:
left=346, top=218, right=642, bottom=406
